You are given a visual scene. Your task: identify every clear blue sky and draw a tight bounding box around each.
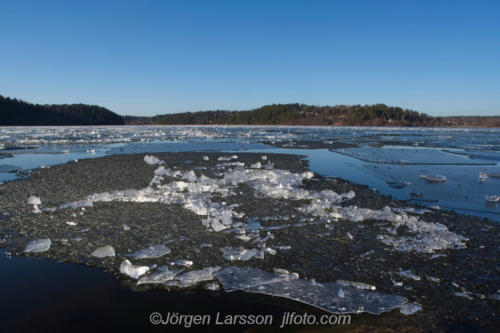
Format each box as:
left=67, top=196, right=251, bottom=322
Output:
left=1, top=0, right=498, bottom=117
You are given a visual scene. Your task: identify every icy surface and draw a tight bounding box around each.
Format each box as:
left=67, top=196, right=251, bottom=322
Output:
left=120, top=260, right=150, bottom=279
left=24, top=239, right=51, bottom=253
left=144, top=155, right=164, bottom=165
left=213, top=266, right=406, bottom=315
left=91, top=245, right=115, bottom=258
left=125, top=244, right=171, bottom=259
left=175, top=267, right=221, bottom=287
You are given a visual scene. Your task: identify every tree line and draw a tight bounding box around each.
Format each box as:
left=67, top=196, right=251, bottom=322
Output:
left=0, top=95, right=124, bottom=126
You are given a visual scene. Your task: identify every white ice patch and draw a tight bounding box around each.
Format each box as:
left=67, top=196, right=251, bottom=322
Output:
left=120, top=260, right=150, bottom=279
left=137, top=266, right=185, bottom=285
left=91, top=245, right=116, bottom=258
left=144, top=155, right=164, bottom=165
left=174, top=267, right=221, bottom=287
left=24, top=239, right=51, bottom=253
left=27, top=195, right=41, bottom=205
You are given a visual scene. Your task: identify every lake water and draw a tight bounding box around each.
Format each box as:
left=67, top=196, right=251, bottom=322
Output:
left=1, top=125, right=499, bottom=332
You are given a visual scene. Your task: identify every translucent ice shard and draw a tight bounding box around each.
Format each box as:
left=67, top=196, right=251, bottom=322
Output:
left=120, top=260, right=150, bottom=279
left=175, top=267, right=221, bottom=287
left=400, top=302, right=421, bottom=315
left=214, top=266, right=406, bottom=315
left=137, top=266, right=185, bottom=285
left=24, top=239, right=51, bottom=253
left=125, top=244, right=171, bottom=259
left=221, top=247, right=259, bottom=261
left=91, top=245, right=116, bottom=258
left=170, top=259, right=193, bottom=267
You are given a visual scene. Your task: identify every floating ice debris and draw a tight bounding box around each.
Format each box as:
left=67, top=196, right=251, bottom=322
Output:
left=250, top=162, right=262, bottom=169
left=120, top=260, right=150, bottom=279
left=24, top=239, right=51, bottom=253
left=79, top=228, right=90, bottom=232
left=91, top=245, right=115, bottom=258
left=398, top=270, right=421, bottom=281
left=338, top=288, right=345, bottom=298
left=144, top=155, right=163, bottom=165
left=125, top=244, right=171, bottom=259
left=337, top=279, right=376, bottom=290
left=137, top=266, right=185, bottom=285
left=419, top=174, right=446, bottom=182
left=206, top=282, right=220, bottom=291
left=123, top=224, right=130, bottom=230
left=347, top=233, right=353, bottom=240
left=485, top=195, right=500, bottom=203
left=175, top=267, right=221, bottom=287
left=455, top=292, right=473, bottom=300
left=263, top=247, right=277, bottom=255
left=246, top=221, right=261, bottom=230
left=393, top=207, right=431, bottom=214
left=65, top=221, right=77, bottom=226
left=214, top=267, right=405, bottom=315
left=276, top=246, right=291, bottom=250
left=221, top=247, right=259, bottom=261
left=429, top=254, right=447, bottom=260
left=342, top=190, right=355, bottom=199
left=400, top=302, right=421, bottom=315
left=235, top=235, right=251, bottom=241
left=170, top=260, right=193, bottom=267
left=203, top=156, right=209, bottom=161
left=27, top=195, right=41, bottom=205
left=261, top=156, right=267, bottom=160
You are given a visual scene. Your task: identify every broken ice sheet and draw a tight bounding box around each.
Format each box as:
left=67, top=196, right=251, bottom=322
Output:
left=137, top=266, right=185, bottom=285
left=91, top=245, right=115, bottom=258
left=221, top=247, right=259, bottom=261
left=125, top=244, right=171, bottom=259
left=213, top=266, right=406, bottom=315
left=24, top=239, right=51, bottom=253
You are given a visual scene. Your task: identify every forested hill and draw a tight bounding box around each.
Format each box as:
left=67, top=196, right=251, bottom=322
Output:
left=0, top=95, right=124, bottom=126
left=152, top=103, right=433, bottom=126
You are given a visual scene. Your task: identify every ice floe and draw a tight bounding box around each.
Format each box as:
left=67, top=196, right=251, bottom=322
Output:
left=91, top=245, right=116, bottom=258
left=24, top=239, right=51, bottom=253
left=120, top=260, right=150, bottom=279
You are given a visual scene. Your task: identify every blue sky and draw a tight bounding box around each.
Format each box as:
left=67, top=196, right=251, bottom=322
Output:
left=1, top=0, right=498, bottom=117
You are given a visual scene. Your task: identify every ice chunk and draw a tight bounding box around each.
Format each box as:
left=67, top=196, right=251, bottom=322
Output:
left=123, top=224, right=131, bottom=230
left=137, top=266, right=185, bottom=285
left=337, top=279, right=376, bottom=290
left=398, top=270, right=420, bottom=281
left=221, top=247, right=258, bottom=261
left=24, top=239, right=51, bottom=253
left=206, top=282, right=220, bottom=291
left=175, top=267, right=221, bottom=287
left=66, top=221, right=77, bottom=226
left=214, top=266, right=406, bottom=315
left=27, top=195, right=41, bottom=205
left=170, top=259, right=193, bottom=267
left=125, top=244, right=171, bottom=259
left=203, top=156, right=209, bottom=161
left=91, top=245, right=115, bottom=258
left=144, top=155, right=163, bottom=165
left=400, top=302, right=421, bottom=315
left=120, top=260, right=150, bottom=279
left=250, top=162, right=262, bottom=169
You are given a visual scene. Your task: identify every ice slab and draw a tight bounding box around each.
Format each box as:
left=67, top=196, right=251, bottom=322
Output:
left=175, top=267, right=221, bottom=287
left=120, top=260, right=150, bottom=279
left=24, top=239, right=51, bottom=253
left=91, top=245, right=115, bottom=258
left=137, top=266, right=185, bottom=285
left=125, top=244, right=171, bottom=259
left=214, top=266, right=406, bottom=315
